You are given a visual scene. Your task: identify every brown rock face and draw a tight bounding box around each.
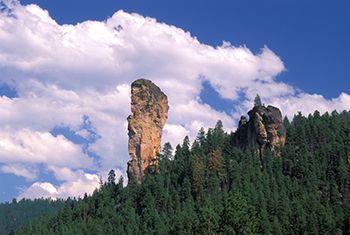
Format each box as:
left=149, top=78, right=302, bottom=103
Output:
left=234, top=105, right=286, bottom=157
left=127, top=79, right=169, bottom=183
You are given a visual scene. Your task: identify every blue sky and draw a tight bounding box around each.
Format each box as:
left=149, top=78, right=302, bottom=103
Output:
left=21, top=0, right=350, bottom=99
left=0, top=0, right=349, bottom=202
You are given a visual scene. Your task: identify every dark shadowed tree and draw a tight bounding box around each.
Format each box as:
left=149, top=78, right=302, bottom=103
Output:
left=254, top=94, right=262, bottom=107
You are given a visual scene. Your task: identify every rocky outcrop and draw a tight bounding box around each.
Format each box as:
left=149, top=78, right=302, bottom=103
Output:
left=234, top=105, right=286, bottom=157
left=127, top=79, right=169, bottom=183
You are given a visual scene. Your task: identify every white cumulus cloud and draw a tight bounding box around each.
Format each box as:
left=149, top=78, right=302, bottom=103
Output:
left=18, top=168, right=122, bottom=199
left=0, top=164, right=37, bottom=181
left=0, top=128, right=91, bottom=168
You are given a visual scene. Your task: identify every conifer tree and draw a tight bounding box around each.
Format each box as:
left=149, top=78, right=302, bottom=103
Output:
left=254, top=94, right=262, bottom=107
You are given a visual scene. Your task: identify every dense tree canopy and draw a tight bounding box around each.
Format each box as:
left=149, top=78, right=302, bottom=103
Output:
left=0, top=198, right=64, bottom=235
left=9, top=110, right=350, bottom=234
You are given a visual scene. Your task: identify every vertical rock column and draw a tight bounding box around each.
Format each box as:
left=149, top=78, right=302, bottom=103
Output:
left=235, top=105, right=286, bottom=157
left=127, top=79, right=169, bottom=183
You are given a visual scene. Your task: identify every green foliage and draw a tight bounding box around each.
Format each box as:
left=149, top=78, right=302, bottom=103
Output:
left=0, top=198, right=64, bottom=235
left=107, top=169, right=116, bottom=185
left=254, top=94, right=262, bottom=107
left=161, top=142, right=173, bottom=161
left=14, top=110, right=350, bottom=234
left=220, top=190, right=256, bottom=234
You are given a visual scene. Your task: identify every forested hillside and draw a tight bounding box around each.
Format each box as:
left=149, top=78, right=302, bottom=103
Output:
left=0, top=198, right=64, bottom=235
left=15, top=110, right=350, bottom=234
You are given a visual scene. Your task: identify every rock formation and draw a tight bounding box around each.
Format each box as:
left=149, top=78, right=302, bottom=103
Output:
left=127, top=79, right=169, bottom=183
left=234, top=105, right=286, bottom=158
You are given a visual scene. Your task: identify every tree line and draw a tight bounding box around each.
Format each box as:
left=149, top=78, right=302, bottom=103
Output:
left=8, top=110, right=350, bottom=234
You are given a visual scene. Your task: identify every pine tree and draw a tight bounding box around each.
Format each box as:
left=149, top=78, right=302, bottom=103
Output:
left=161, top=142, right=173, bottom=160
left=254, top=94, right=262, bottom=107
left=107, top=169, right=116, bottom=185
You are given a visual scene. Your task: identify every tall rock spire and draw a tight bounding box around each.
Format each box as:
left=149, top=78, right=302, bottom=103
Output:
left=127, top=79, right=169, bottom=183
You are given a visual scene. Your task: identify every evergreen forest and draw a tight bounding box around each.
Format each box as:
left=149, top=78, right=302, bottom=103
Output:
left=0, top=198, right=64, bottom=235
left=5, top=110, right=350, bottom=234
